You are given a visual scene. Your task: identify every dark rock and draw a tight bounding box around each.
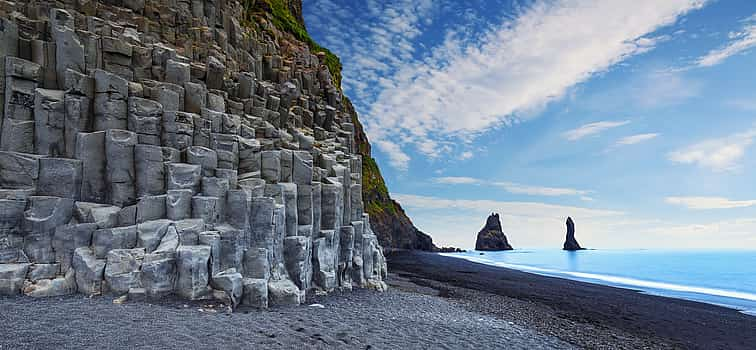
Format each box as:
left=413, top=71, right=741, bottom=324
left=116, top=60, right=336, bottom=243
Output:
left=475, top=213, right=513, bottom=251
left=563, top=217, right=585, bottom=251
left=438, top=247, right=466, bottom=253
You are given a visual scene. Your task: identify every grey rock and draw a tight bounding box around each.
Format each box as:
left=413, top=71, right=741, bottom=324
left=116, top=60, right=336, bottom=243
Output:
left=241, top=278, right=268, bottom=309
left=92, top=225, right=138, bottom=259
left=165, top=59, right=190, bottom=85
left=0, top=152, right=40, bottom=189
left=134, top=144, right=166, bottom=196
left=34, top=88, right=66, bottom=156
left=93, top=69, right=128, bottom=131
left=53, top=223, right=97, bottom=272
left=75, top=131, right=108, bottom=203
left=261, top=150, right=280, bottom=183
left=284, top=235, right=311, bottom=290
left=105, top=129, right=138, bottom=207
left=137, top=219, right=172, bottom=253
left=313, top=232, right=337, bottom=291
left=225, top=190, right=249, bottom=230
left=23, top=269, right=76, bottom=297
left=64, top=94, right=91, bottom=158
left=0, top=263, right=29, bottom=295
left=206, top=56, right=225, bottom=90
left=37, top=158, right=82, bottom=200
left=72, top=247, right=105, bottom=295
left=166, top=189, right=193, bottom=220
left=198, top=231, right=221, bottom=276
left=175, top=219, right=204, bottom=245
left=243, top=247, right=270, bottom=280
left=51, top=13, right=85, bottom=87
left=165, top=163, right=201, bottom=193
left=104, top=248, right=145, bottom=294
left=210, top=268, right=243, bottom=309
left=320, top=183, right=342, bottom=231
left=192, top=196, right=222, bottom=225
left=186, top=146, right=218, bottom=177
left=136, top=195, right=166, bottom=223
left=141, top=252, right=176, bottom=297
left=338, top=226, right=354, bottom=289
left=183, top=82, right=206, bottom=113
left=175, top=245, right=211, bottom=300
left=27, top=263, right=60, bottom=282
left=267, top=278, right=303, bottom=306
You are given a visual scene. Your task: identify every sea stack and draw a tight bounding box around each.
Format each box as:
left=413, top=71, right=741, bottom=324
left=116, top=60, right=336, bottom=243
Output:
left=563, top=217, right=585, bottom=251
left=475, top=213, right=513, bottom=251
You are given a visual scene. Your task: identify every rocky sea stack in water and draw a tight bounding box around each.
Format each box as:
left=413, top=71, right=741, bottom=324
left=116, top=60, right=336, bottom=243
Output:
left=475, top=213, right=513, bottom=251
left=563, top=217, right=584, bottom=251
left=0, top=0, right=389, bottom=309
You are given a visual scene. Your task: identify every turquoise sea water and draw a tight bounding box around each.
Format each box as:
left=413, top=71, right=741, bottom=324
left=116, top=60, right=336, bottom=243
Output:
left=443, top=249, right=756, bottom=316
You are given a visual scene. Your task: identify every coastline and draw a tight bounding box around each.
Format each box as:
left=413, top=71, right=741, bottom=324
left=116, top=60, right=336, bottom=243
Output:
left=388, top=250, right=756, bottom=350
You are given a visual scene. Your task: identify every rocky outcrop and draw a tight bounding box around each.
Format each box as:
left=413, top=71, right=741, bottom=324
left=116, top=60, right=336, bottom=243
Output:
left=0, top=0, right=388, bottom=308
left=563, top=217, right=584, bottom=251
left=475, top=213, right=513, bottom=251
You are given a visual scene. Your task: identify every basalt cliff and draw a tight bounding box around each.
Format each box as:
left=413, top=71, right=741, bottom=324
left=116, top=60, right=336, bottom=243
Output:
left=0, top=0, right=419, bottom=308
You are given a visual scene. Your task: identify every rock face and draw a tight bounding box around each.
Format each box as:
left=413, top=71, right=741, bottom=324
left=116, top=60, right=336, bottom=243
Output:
left=475, top=213, right=513, bottom=251
left=563, top=217, right=584, bottom=251
left=0, top=0, right=388, bottom=308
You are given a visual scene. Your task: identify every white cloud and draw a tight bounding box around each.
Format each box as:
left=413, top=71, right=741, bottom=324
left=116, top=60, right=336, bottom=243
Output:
left=375, top=140, right=411, bottom=171
left=493, top=182, right=588, bottom=197
left=433, top=177, right=480, bottom=185
left=667, top=128, right=756, bottom=171
left=697, top=20, right=756, bottom=67
left=563, top=120, right=631, bottom=141
left=432, top=177, right=589, bottom=197
left=358, top=0, right=706, bottom=168
left=458, top=151, right=474, bottom=160
left=615, top=133, right=660, bottom=145
left=665, top=196, right=756, bottom=209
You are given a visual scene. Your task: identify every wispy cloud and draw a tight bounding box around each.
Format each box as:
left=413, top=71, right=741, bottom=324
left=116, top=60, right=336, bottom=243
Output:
left=563, top=120, right=631, bottom=141
left=667, top=128, right=756, bottom=172
left=696, top=15, right=756, bottom=67
left=495, top=182, right=589, bottom=197
left=432, top=177, right=589, bottom=197
left=433, top=176, right=480, bottom=185
left=308, top=0, right=707, bottom=169
left=666, top=196, right=756, bottom=209
left=616, top=133, right=660, bottom=145
left=375, top=140, right=411, bottom=171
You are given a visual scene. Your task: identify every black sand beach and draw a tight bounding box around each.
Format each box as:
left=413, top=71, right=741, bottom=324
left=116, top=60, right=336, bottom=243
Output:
left=3, top=251, right=754, bottom=349
left=0, top=286, right=570, bottom=350
left=388, top=250, right=756, bottom=350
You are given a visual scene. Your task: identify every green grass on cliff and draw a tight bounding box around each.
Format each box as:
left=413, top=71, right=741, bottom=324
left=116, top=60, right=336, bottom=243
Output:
left=244, top=0, right=343, bottom=88
left=363, top=157, right=397, bottom=215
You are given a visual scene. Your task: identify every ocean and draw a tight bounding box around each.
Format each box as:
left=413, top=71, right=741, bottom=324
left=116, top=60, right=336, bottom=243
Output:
left=443, top=249, right=756, bottom=316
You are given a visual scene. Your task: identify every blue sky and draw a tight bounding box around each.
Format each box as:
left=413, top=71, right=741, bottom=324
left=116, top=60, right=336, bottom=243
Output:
left=305, top=0, right=756, bottom=249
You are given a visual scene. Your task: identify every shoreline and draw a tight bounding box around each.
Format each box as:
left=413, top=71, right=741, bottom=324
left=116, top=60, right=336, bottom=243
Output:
left=388, top=250, right=756, bottom=350
left=441, top=251, right=756, bottom=316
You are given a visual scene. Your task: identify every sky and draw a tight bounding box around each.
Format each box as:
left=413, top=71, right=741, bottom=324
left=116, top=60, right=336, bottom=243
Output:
left=304, top=0, right=756, bottom=249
